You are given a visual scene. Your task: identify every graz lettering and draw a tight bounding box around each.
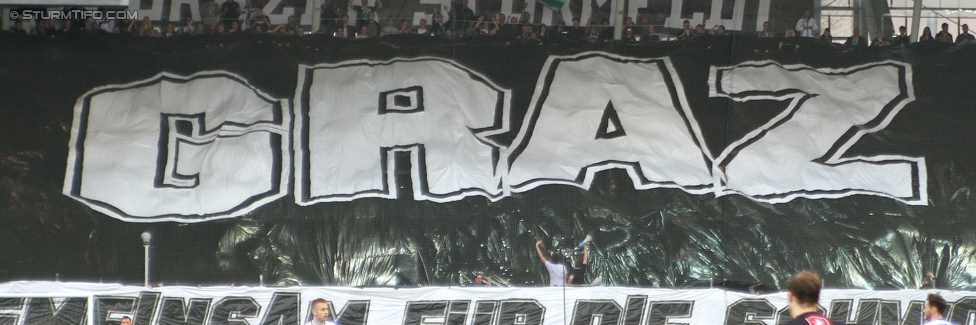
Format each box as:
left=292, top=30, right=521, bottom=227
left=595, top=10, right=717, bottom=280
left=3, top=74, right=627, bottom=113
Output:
left=63, top=54, right=925, bottom=222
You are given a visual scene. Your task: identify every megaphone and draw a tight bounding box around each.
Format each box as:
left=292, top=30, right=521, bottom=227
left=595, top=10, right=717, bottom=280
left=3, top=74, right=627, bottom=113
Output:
left=578, top=234, right=593, bottom=248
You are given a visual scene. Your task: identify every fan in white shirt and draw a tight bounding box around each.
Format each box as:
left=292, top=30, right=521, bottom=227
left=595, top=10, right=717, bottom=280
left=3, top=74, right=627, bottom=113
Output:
left=305, top=298, right=338, bottom=325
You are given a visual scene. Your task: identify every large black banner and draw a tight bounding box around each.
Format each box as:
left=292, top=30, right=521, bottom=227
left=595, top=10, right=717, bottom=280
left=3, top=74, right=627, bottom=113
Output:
left=1, top=32, right=975, bottom=292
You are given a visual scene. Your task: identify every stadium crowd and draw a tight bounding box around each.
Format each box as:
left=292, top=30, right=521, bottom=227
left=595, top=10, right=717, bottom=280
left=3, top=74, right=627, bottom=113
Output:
left=4, top=0, right=975, bottom=46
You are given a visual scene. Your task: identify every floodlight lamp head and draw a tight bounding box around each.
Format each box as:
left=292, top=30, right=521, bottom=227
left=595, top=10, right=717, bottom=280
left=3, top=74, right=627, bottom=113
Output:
left=141, top=231, right=152, bottom=245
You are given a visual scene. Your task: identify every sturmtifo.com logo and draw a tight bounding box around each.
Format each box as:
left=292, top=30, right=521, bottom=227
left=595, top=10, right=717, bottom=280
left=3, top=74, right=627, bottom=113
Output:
left=10, top=9, right=138, bottom=20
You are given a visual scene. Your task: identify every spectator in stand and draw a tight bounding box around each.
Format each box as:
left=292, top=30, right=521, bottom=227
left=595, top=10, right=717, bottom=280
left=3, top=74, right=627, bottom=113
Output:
left=709, top=24, right=726, bottom=35
left=431, top=12, right=446, bottom=36
left=894, top=26, right=910, bottom=46
left=585, top=21, right=599, bottom=41
left=201, top=0, right=221, bottom=31
left=241, top=0, right=257, bottom=31
left=161, top=23, right=177, bottom=37
left=759, top=21, right=774, bottom=38
left=622, top=26, right=637, bottom=41
left=333, top=26, right=346, bottom=37
left=180, top=17, right=197, bottom=34
left=567, top=18, right=584, bottom=38
left=382, top=18, right=398, bottom=35
left=229, top=21, right=241, bottom=32
left=133, top=17, right=159, bottom=36
left=221, top=0, right=241, bottom=29
left=694, top=24, right=706, bottom=37
left=416, top=18, right=430, bottom=35
left=97, top=9, right=116, bottom=33
left=956, top=24, right=974, bottom=44
left=676, top=19, right=693, bottom=40
left=449, top=0, right=475, bottom=36
left=59, top=20, right=78, bottom=34
left=251, top=7, right=272, bottom=31
left=195, top=21, right=206, bottom=34
left=365, top=12, right=381, bottom=36
left=9, top=20, right=28, bottom=35
left=397, top=19, right=411, bottom=34
left=273, top=15, right=299, bottom=34
left=121, top=316, right=132, bottom=325
left=795, top=9, right=818, bottom=38
left=919, top=26, right=934, bottom=42
left=923, top=293, right=951, bottom=325
left=819, top=27, right=832, bottom=45
left=844, top=27, right=867, bottom=47
left=598, top=19, right=612, bottom=41
left=473, top=273, right=491, bottom=287
left=643, top=25, right=659, bottom=42
left=871, top=30, right=890, bottom=47
left=779, top=29, right=799, bottom=51
left=215, top=23, right=226, bottom=34
left=935, top=23, right=953, bottom=43
left=355, top=25, right=369, bottom=38
left=88, top=21, right=101, bottom=32
left=349, top=0, right=382, bottom=30
left=534, top=239, right=569, bottom=286
left=537, top=24, right=551, bottom=40
left=920, top=271, right=935, bottom=289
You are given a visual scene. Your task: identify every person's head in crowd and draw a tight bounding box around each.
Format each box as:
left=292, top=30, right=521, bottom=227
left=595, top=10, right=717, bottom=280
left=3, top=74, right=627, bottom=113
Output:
left=334, top=26, right=344, bottom=37
left=297, top=26, right=305, bottom=35
left=922, top=26, right=932, bottom=37
left=254, top=23, right=265, bottom=32
left=510, top=17, right=518, bottom=25
left=623, top=27, right=634, bottom=40
left=924, top=293, right=947, bottom=321
left=646, top=24, right=655, bottom=35
left=963, top=24, right=971, bottom=34
left=497, top=13, right=505, bottom=23
left=852, top=27, right=861, bottom=37
left=539, top=24, right=547, bottom=34
left=521, top=24, right=531, bottom=36
left=386, top=18, right=395, bottom=28
left=195, top=22, right=206, bottom=33
left=435, top=13, right=444, bottom=24
left=121, top=316, right=132, bottom=325
left=399, top=19, right=409, bottom=31
left=941, top=23, right=949, bottom=33
left=520, top=11, right=531, bottom=24
left=112, top=26, right=121, bottom=34
left=230, top=21, right=240, bottom=31
left=822, top=27, right=831, bottom=37
left=714, top=25, right=726, bottom=35
left=360, top=0, right=368, bottom=6
left=683, top=19, right=690, bottom=31
left=802, top=9, right=811, bottom=20
left=342, top=14, right=350, bottom=26
left=785, top=28, right=795, bottom=37
left=474, top=273, right=488, bottom=285
left=216, top=23, right=226, bottom=33
left=762, top=21, right=770, bottom=33
left=898, top=25, right=906, bottom=36
left=89, top=21, right=99, bottom=31
left=786, top=271, right=821, bottom=318
left=255, top=7, right=265, bottom=17
left=165, top=23, right=176, bottom=35
left=572, top=18, right=580, bottom=27
left=419, top=18, right=428, bottom=28
left=623, top=16, right=633, bottom=26
left=444, top=29, right=453, bottom=38
left=358, top=25, right=368, bottom=37
left=62, top=19, right=73, bottom=31
left=309, top=298, right=331, bottom=323
left=694, top=24, right=705, bottom=35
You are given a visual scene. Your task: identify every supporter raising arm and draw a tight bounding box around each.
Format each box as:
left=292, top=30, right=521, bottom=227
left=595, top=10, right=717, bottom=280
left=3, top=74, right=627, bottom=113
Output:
left=534, top=239, right=569, bottom=286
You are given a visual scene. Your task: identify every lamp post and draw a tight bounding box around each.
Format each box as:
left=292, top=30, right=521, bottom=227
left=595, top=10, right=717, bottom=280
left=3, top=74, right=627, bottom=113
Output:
left=141, top=231, right=152, bottom=287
